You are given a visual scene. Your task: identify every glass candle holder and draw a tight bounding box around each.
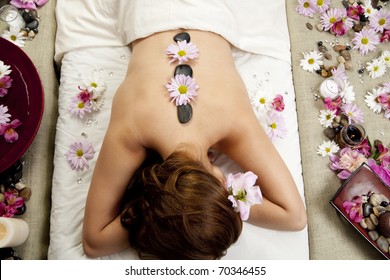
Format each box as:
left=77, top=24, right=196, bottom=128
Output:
left=0, top=5, right=25, bottom=30
left=335, top=124, right=366, bottom=148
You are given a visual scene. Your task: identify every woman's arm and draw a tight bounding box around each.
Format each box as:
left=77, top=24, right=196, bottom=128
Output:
left=82, top=94, right=146, bottom=258
left=221, top=117, right=307, bottom=231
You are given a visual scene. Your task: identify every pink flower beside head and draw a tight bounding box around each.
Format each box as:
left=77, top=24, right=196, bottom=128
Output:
left=0, top=119, right=22, bottom=143
left=226, top=171, right=263, bottom=221
left=10, top=0, right=49, bottom=10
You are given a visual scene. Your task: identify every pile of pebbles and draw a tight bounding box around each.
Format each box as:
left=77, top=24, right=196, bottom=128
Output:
left=359, top=192, right=390, bottom=256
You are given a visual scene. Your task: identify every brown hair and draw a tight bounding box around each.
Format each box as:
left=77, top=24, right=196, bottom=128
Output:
left=120, top=151, right=242, bottom=259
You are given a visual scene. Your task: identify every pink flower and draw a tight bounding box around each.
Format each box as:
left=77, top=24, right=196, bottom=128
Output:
left=352, top=28, right=380, bottom=56
left=343, top=196, right=363, bottom=223
left=272, top=94, right=285, bottom=112
left=226, top=171, right=263, bottom=221
left=380, top=29, right=390, bottom=43
left=330, top=147, right=367, bottom=179
left=378, top=93, right=389, bottom=109
left=65, top=141, right=95, bottom=171
left=331, top=20, right=348, bottom=36
left=331, top=64, right=347, bottom=82
left=347, top=5, right=364, bottom=21
left=165, top=40, right=199, bottom=64
left=0, top=119, right=22, bottom=143
left=367, top=158, right=390, bottom=186
left=323, top=96, right=342, bottom=112
left=0, top=75, right=13, bottom=97
left=10, top=0, right=49, bottom=10
left=166, top=74, right=199, bottom=106
left=0, top=192, right=24, bottom=218
left=354, top=138, right=372, bottom=157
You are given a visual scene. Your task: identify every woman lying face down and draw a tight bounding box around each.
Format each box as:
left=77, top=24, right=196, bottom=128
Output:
left=82, top=29, right=307, bottom=260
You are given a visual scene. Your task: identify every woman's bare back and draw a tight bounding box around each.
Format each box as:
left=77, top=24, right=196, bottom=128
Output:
left=111, top=30, right=258, bottom=158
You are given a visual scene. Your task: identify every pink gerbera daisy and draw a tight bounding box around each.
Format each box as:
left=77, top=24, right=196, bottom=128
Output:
left=65, top=141, right=95, bottom=171
left=166, top=74, right=199, bottom=106
left=352, top=28, right=380, bottom=56
left=165, top=40, right=199, bottom=64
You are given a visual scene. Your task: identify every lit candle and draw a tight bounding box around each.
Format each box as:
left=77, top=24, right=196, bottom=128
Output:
left=0, top=217, right=29, bottom=248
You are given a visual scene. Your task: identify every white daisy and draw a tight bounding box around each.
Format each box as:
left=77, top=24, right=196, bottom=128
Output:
left=0, top=60, right=12, bottom=78
left=300, top=50, right=323, bottom=73
left=365, top=87, right=384, bottom=113
left=251, top=90, right=273, bottom=113
left=0, top=104, right=11, bottom=124
left=362, top=0, right=377, bottom=18
left=380, top=50, right=390, bottom=67
left=80, top=71, right=107, bottom=95
left=366, top=58, right=387, bottom=79
left=318, top=109, right=337, bottom=128
left=1, top=29, right=26, bottom=48
left=317, top=140, right=340, bottom=157
left=90, top=93, right=105, bottom=112
left=340, top=81, right=356, bottom=104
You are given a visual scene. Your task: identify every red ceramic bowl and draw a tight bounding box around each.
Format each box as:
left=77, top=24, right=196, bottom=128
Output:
left=0, top=37, right=44, bottom=174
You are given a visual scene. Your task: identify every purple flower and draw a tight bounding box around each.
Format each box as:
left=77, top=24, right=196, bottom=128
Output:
left=264, top=111, right=288, bottom=140
left=369, top=8, right=390, bottom=33
left=165, top=40, right=199, bottom=64
left=352, top=28, right=380, bottom=56
left=226, top=171, right=263, bottom=221
left=343, top=196, right=364, bottom=223
left=0, top=75, right=13, bottom=97
left=65, top=141, right=95, bottom=171
left=0, top=119, right=22, bottom=143
left=340, top=103, right=364, bottom=124
left=10, top=0, right=49, bottom=10
left=166, top=74, right=199, bottom=106
left=272, top=94, right=285, bottom=112
left=68, top=95, right=92, bottom=118
left=295, top=0, right=317, bottom=17
left=321, top=7, right=344, bottom=31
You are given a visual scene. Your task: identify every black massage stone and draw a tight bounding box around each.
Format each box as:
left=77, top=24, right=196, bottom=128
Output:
left=177, top=104, right=193, bottom=124
left=174, top=64, right=193, bottom=77
left=174, top=32, right=190, bottom=43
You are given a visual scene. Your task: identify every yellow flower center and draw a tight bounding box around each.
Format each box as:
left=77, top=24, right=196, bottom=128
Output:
left=325, top=147, right=331, bottom=153
left=90, top=82, right=98, bottom=88
left=329, top=17, right=336, bottom=24
left=379, top=19, right=386, bottom=26
left=177, top=50, right=187, bottom=57
left=361, top=38, right=369, bottom=45
left=10, top=35, right=17, bottom=41
left=270, top=123, right=277, bottom=129
left=326, top=114, right=332, bottom=120
left=78, top=102, right=85, bottom=109
left=373, top=66, right=379, bottom=72
left=178, top=85, right=188, bottom=94
left=76, top=150, right=84, bottom=157
left=259, top=97, right=266, bottom=104
left=304, top=2, right=310, bottom=8
left=385, top=57, right=390, bottom=62
left=308, top=58, right=315, bottom=65
left=317, top=0, right=323, bottom=6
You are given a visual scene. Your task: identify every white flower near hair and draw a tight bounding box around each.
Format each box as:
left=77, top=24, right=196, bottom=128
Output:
left=226, top=171, right=263, bottom=221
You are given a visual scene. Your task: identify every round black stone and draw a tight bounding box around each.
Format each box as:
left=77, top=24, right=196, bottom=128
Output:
left=25, top=19, right=39, bottom=31
left=358, top=68, right=364, bottom=74
left=174, top=32, right=190, bottom=43
left=177, top=104, right=193, bottom=124
left=317, top=41, right=323, bottom=47
left=174, top=65, right=193, bottom=77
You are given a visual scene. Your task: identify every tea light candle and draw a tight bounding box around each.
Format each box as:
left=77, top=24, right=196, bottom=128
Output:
left=0, top=217, right=29, bottom=248
left=319, top=77, right=344, bottom=100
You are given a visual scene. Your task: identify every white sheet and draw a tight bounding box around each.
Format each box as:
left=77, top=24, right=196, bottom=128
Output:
left=49, top=0, right=309, bottom=260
